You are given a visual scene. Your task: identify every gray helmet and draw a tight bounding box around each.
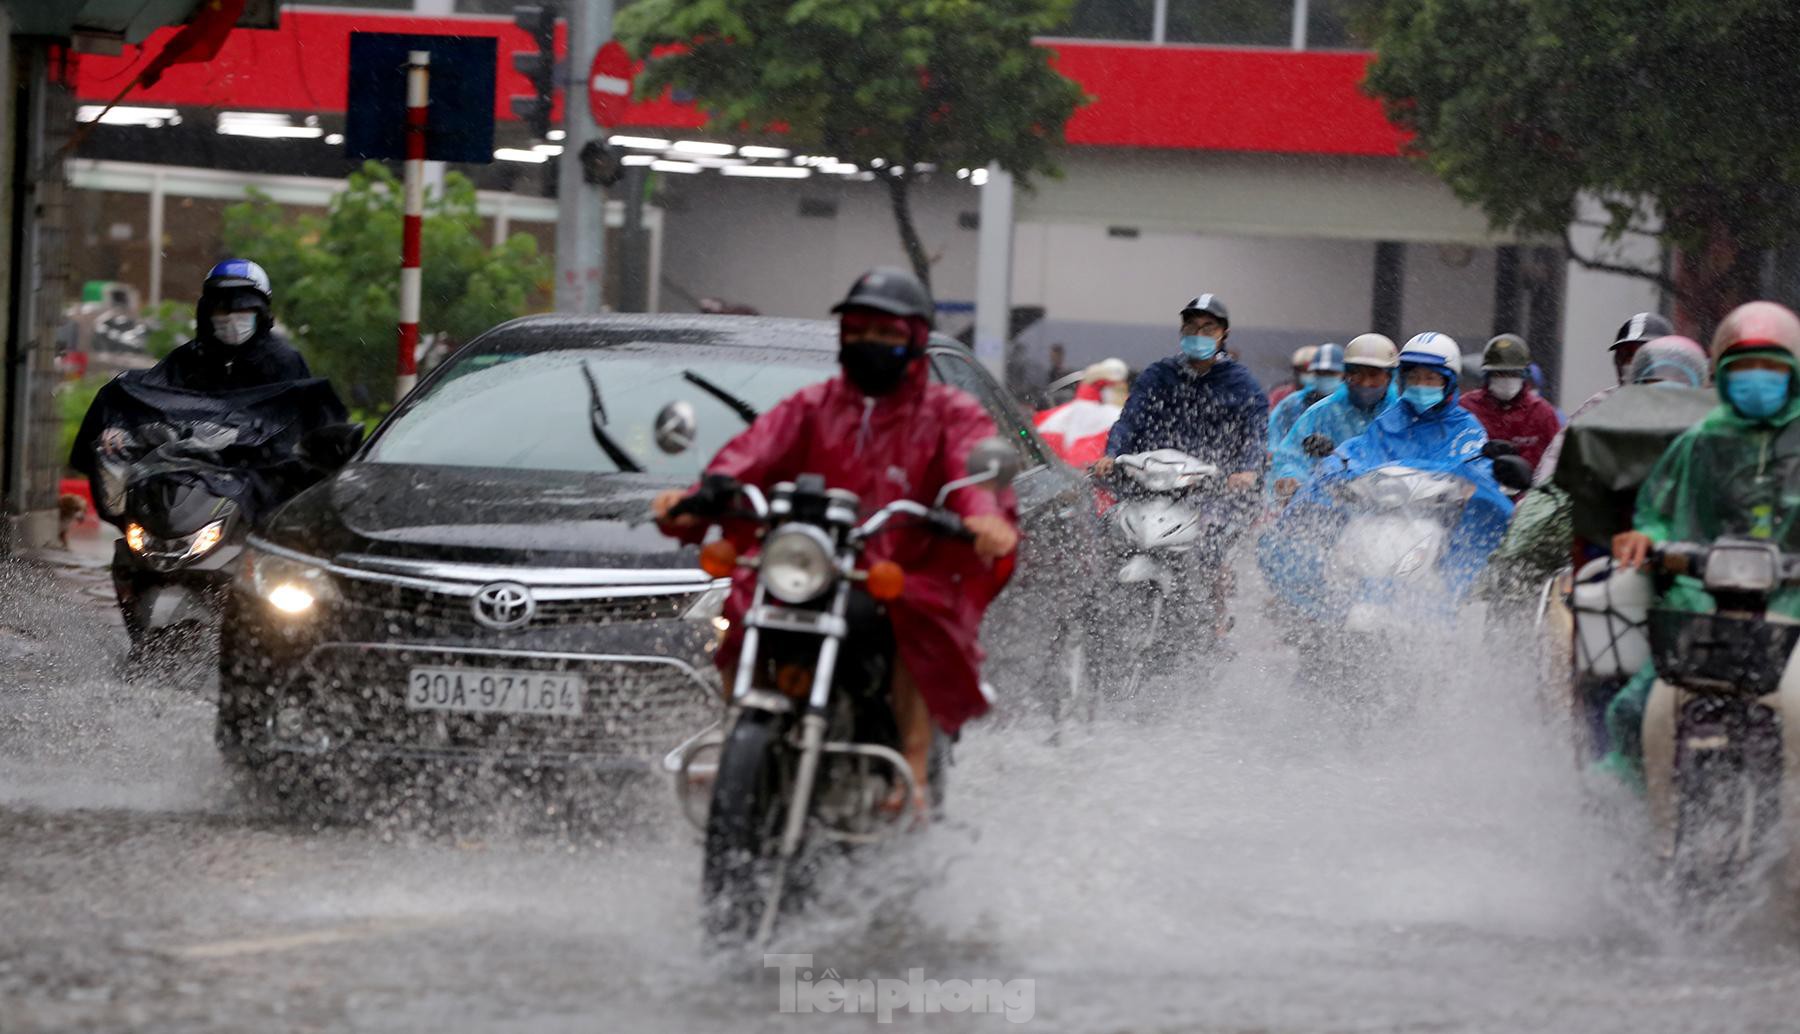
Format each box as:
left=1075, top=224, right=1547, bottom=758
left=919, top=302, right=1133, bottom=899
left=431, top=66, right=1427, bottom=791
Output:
left=831, top=267, right=935, bottom=327
left=1179, top=293, right=1229, bottom=327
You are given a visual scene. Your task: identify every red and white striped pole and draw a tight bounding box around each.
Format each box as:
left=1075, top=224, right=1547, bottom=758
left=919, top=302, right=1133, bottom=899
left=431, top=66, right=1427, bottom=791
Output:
left=396, top=49, right=429, bottom=400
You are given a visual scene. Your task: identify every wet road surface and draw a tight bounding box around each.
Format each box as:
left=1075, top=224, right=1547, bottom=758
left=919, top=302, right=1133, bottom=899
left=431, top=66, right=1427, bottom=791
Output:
left=5, top=552, right=1800, bottom=1032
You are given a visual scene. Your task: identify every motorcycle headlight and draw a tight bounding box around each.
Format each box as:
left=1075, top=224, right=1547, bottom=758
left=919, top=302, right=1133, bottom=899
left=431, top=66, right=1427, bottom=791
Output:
left=125, top=523, right=148, bottom=553
left=759, top=525, right=837, bottom=604
left=240, top=546, right=339, bottom=618
left=185, top=520, right=227, bottom=559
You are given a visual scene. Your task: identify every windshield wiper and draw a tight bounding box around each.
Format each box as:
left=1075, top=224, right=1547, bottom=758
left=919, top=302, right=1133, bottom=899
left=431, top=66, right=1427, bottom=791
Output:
left=682, top=369, right=759, bottom=425
left=580, top=361, right=645, bottom=473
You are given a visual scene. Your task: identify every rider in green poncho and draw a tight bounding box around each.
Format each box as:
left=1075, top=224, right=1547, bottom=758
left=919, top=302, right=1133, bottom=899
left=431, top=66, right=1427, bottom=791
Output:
left=1602, top=302, right=1800, bottom=786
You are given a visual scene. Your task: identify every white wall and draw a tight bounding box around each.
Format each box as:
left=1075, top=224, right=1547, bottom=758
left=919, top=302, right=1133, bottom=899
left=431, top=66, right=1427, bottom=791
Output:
left=1559, top=196, right=1665, bottom=406
left=654, top=148, right=1513, bottom=389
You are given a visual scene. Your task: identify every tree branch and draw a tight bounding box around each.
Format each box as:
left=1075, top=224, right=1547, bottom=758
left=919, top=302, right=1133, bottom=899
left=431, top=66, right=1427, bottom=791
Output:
left=1562, top=227, right=1681, bottom=297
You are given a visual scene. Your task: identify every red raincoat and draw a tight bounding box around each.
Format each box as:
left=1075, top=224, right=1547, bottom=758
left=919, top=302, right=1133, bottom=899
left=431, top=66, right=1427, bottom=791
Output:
left=667, top=360, right=1019, bottom=734
left=1032, top=382, right=1121, bottom=467
left=1460, top=386, right=1563, bottom=469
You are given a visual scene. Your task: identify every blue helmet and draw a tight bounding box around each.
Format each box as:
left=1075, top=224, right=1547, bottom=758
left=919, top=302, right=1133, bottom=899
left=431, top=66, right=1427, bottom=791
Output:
left=1307, top=343, right=1345, bottom=373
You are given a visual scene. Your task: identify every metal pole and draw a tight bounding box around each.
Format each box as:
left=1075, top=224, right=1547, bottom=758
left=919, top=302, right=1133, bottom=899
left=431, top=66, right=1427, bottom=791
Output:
left=1291, top=0, right=1309, bottom=50
left=973, top=161, right=1015, bottom=379
left=147, top=168, right=165, bottom=305
left=556, top=0, right=612, bottom=313
left=397, top=50, right=429, bottom=400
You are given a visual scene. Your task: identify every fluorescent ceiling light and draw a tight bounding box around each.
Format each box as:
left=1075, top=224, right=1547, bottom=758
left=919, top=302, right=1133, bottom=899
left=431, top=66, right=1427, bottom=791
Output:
left=620, top=154, right=657, bottom=166
left=494, top=147, right=550, bottom=163
left=721, top=166, right=811, bottom=179
left=324, top=133, right=345, bottom=145
left=547, top=129, right=566, bottom=141
left=77, top=105, right=177, bottom=127
left=533, top=143, right=564, bottom=155
left=671, top=140, right=735, bottom=156
left=650, top=159, right=702, bottom=174
left=688, top=156, right=746, bottom=167
left=609, top=135, right=670, bottom=150
left=970, top=168, right=990, bottom=186
left=738, top=145, right=791, bottom=160
left=217, top=111, right=323, bottom=139
left=821, top=162, right=859, bottom=175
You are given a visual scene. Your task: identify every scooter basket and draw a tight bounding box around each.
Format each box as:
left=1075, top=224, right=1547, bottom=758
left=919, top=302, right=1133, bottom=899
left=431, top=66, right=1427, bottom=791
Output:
left=1647, top=609, right=1800, bottom=696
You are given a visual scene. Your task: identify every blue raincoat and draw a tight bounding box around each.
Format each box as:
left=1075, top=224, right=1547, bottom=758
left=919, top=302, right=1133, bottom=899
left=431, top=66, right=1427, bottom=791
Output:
left=1269, top=383, right=1398, bottom=486
left=1258, top=376, right=1511, bottom=620
left=1267, top=386, right=1331, bottom=453
left=1106, top=355, right=1270, bottom=475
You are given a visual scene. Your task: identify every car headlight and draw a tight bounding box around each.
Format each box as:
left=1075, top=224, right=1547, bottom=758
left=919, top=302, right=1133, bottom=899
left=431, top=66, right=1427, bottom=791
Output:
left=240, top=546, right=339, bottom=617
left=683, top=579, right=732, bottom=622
left=759, top=525, right=837, bottom=604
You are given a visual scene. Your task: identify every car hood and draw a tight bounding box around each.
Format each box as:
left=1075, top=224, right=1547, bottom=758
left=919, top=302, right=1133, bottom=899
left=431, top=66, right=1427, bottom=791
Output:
left=259, top=462, right=698, bottom=569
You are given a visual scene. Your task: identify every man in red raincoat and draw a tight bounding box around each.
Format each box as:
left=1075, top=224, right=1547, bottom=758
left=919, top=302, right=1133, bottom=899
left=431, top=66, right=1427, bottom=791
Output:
left=653, top=267, right=1020, bottom=807
left=1459, top=333, right=1563, bottom=469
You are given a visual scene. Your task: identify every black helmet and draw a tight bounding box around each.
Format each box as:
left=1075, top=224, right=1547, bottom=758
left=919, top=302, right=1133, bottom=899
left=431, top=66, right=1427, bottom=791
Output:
left=1179, top=293, right=1229, bottom=327
left=1612, top=312, right=1674, bottom=351
left=831, top=267, right=935, bottom=327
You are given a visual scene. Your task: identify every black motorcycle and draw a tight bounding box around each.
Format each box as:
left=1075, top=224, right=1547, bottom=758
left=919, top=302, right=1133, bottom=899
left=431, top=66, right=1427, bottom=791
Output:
left=109, top=424, right=363, bottom=654
left=1634, top=539, right=1800, bottom=902
left=664, top=439, right=1018, bottom=946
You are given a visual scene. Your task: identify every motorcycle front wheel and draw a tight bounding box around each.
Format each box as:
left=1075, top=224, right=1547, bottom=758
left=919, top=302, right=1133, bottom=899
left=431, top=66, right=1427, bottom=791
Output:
left=702, top=709, right=796, bottom=945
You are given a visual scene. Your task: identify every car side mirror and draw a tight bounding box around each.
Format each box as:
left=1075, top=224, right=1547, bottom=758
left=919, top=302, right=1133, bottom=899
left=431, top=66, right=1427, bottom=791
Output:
left=653, top=400, right=697, bottom=455
left=966, top=436, right=1021, bottom=490
left=1492, top=454, right=1534, bottom=492
left=297, top=422, right=366, bottom=471
left=1481, top=439, right=1518, bottom=459
left=1302, top=433, right=1337, bottom=459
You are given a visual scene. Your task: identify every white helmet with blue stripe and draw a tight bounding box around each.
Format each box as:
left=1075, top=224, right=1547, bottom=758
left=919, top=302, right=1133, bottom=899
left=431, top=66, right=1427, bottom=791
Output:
left=1399, top=331, right=1460, bottom=373
left=203, top=258, right=272, bottom=303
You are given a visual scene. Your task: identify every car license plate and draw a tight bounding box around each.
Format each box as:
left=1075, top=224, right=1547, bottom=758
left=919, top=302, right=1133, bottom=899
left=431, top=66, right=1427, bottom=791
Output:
left=405, top=666, right=585, bottom=717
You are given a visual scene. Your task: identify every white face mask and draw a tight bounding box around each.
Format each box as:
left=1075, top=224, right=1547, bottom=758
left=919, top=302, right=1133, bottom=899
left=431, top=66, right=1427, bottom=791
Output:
left=1488, top=375, right=1525, bottom=401
left=211, top=311, right=258, bottom=346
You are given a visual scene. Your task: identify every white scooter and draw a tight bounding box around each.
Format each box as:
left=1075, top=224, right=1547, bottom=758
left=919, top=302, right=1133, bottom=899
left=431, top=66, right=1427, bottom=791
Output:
left=1099, top=449, right=1230, bottom=705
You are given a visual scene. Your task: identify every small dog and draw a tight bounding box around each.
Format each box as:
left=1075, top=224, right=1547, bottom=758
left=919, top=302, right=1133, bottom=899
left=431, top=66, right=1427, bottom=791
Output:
left=57, top=493, right=89, bottom=549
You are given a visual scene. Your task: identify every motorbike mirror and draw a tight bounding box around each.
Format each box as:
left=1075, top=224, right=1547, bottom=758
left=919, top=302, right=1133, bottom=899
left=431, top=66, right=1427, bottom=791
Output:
left=652, top=400, right=698, bottom=455
left=1480, top=439, right=1519, bottom=459
left=1302, top=433, right=1337, bottom=459
left=297, top=422, right=366, bottom=471
left=1492, top=454, right=1534, bottom=492
left=965, top=437, right=1021, bottom=490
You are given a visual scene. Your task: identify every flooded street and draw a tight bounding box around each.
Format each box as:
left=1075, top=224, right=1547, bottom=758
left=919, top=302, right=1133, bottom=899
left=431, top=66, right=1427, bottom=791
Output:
left=5, top=553, right=1800, bottom=1033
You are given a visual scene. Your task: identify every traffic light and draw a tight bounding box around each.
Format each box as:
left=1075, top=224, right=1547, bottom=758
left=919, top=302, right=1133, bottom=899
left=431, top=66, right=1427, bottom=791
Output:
left=511, top=4, right=559, bottom=139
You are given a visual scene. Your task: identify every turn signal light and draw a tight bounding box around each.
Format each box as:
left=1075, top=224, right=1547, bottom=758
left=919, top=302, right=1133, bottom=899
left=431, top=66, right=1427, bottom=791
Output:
left=865, top=560, right=906, bottom=601
left=699, top=539, right=740, bottom=578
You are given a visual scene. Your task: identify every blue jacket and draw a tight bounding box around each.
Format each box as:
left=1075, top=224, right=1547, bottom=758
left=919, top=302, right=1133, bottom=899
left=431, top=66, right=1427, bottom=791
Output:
left=1270, top=383, right=1397, bottom=485
left=1106, top=355, right=1270, bottom=475
left=1267, top=386, right=1330, bottom=453
left=1257, top=377, right=1509, bottom=619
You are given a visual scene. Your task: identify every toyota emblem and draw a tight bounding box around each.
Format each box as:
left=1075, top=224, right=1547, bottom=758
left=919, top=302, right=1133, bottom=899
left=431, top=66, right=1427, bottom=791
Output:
left=471, top=582, right=536, bottom=630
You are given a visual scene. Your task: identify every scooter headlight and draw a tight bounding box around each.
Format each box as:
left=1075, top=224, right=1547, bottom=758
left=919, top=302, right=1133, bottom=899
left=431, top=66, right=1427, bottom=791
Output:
left=759, top=526, right=837, bottom=604
left=125, top=523, right=148, bottom=553
left=240, top=546, right=338, bottom=618
left=185, top=520, right=227, bottom=559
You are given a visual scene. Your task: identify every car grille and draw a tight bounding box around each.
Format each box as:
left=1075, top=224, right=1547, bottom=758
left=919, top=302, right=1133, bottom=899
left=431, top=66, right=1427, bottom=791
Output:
left=337, top=578, right=701, bottom=633
left=300, top=647, right=720, bottom=762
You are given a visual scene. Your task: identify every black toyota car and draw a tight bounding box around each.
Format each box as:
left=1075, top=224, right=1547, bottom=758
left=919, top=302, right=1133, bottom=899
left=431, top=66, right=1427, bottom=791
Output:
left=217, top=314, right=1105, bottom=784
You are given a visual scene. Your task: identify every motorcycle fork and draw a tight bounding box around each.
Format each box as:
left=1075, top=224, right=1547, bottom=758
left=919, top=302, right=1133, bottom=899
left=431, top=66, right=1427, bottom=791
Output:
left=1675, top=697, right=1783, bottom=870
left=755, top=578, right=853, bottom=946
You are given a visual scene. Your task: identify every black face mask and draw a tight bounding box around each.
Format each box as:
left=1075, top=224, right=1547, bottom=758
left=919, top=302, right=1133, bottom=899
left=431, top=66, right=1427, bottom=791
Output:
left=840, top=340, right=915, bottom=396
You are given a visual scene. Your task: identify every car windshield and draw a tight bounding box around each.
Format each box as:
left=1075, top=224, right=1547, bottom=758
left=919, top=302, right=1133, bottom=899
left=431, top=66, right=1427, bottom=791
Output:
left=363, top=345, right=836, bottom=477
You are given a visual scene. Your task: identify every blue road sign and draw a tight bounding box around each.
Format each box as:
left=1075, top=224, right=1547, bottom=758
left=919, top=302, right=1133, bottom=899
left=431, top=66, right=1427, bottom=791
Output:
left=346, top=32, right=497, bottom=164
